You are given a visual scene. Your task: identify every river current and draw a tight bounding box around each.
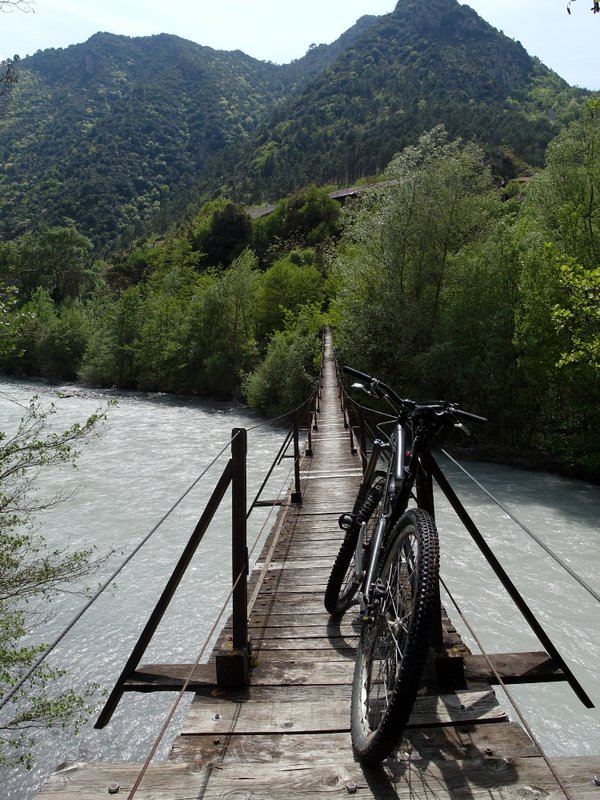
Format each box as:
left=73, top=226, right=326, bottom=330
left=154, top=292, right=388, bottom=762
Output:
left=1, top=379, right=598, bottom=799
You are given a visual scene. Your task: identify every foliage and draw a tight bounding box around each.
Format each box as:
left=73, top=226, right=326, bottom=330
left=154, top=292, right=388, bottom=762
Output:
left=332, top=126, right=501, bottom=391
left=256, top=254, right=325, bottom=339
left=0, top=394, right=111, bottom=766
left=230, top=0, right=588, bottom=202
left=0, top=33, right=292, bottom=251
left=552, top=257, right=600, bottom=370
left=328, top=108, right=600, bottom=478
left=244, top=306, right=324, bottom=415
left=0, top=226, right=96, bottom=303
left=189, top=199, right=252, bottom=270
left=0, top=284, right=28, bottom=360
left=0, top=3, right=590, bottom=252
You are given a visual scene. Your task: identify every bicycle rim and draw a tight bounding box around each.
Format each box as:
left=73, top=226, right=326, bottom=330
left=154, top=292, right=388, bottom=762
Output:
left=351, top=508, right=439, bottom=764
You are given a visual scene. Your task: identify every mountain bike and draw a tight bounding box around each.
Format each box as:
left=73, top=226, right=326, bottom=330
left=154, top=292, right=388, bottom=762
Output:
left=325, top=365, right=486, bottom=764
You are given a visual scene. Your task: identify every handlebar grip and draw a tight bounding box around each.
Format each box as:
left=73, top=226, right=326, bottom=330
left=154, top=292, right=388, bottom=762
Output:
left=455, top=408, right=487, bottom=425
left=342, top=365, right=374, bottom=384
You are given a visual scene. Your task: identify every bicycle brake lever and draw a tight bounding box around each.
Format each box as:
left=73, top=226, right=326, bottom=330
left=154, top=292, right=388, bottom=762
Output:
left=351, top=381, right=372, bottom=396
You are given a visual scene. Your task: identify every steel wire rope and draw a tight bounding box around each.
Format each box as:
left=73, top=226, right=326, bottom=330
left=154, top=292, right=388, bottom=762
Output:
left=0, top=377, right=319, bottom=712
left=439, top=575, right=575, bottom=800
left=0, top=434, right=235, bottom=713
left=440, top=448, right=600, bottom=605
left=245, top=386, right=318, bottom=433
left=126, top=436, right=301, bottom=799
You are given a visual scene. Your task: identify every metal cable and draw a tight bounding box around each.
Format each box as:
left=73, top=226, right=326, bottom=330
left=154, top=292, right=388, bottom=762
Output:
left=0, top=436, right=234, bottom=713
left=1, top=398, right=309, bottom=711
left=439, top=575, right=575, bottom=800
left=127, top=439, right=299, bottom=799
left=441, top=448, right=600, bottom=605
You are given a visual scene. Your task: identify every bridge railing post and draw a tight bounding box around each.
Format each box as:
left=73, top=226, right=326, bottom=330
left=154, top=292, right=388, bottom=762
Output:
left=358, top=408, right=367, bottom=472
left=216, top=427, right=250, bottom=687
left=291, top=412, right=302, bottom=504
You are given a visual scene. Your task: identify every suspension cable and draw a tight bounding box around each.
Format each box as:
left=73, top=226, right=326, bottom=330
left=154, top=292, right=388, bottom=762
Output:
left=127, top=439, right=300, bottom=799
left=1, top=389, right=315, bottom=710
left=246, top=388, right=317, bottom=432
left=439, top=575, right=575, bottom=800
left=0, top=435, right=234, bottom=713
left=441, top=448, right=600, bottom=605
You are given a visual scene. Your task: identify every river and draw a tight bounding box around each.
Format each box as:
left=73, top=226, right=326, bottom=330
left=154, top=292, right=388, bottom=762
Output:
left=1, top=379, right=599, bottom=799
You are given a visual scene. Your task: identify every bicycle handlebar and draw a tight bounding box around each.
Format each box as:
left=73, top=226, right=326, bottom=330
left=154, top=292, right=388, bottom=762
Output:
left=342, top=365, right=487, bottom=425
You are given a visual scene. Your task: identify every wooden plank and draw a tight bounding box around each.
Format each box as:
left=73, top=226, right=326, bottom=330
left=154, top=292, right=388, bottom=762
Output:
left=253, top=637, right=356, bottom=650
left=171, top=721, right=540, bottom=766
left=182, top=689, right=506, bottom=735
left=465, top=651, right=566, bottom=684
left=178, top=755, right=600, bottom=799
left=248, top=625, right=359, bottom=639
left=37, top=762, right=204, bottom=798
left=41, top=743, right=591, bottom=799
left=62, top=754, right=595, bottom=800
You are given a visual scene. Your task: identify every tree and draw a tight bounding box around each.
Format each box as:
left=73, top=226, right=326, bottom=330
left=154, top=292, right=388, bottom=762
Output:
left=0, top=2, right=34, bottom=99
left=552, top=257, right=600, bottom=370
left=7, top=227, right=95, bottom=303
left=244, top=305, right=323, bottom=414
left=199, top=249, right=259, bottom=396
left=332, top=126, right=499, bottom=392
left=0, top=284, right=27, bottom=362
left=0, top=394, right=111, bottom=767
left=190, top=199, right=252, bottom=270
left=514, top=103, right=600, bottom=474
left=256, top=255, right=324, bottom=339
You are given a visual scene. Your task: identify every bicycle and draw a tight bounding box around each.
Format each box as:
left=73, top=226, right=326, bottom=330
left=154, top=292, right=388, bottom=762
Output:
left=325, top=365, right=486, bottom=765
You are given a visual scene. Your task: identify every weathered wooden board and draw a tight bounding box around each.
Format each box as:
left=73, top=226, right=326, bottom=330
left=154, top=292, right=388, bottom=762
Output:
left=170, top=721, right=540, bottom=767
left=37, top=762, right=205, bottom=798
left=465, top=651, right=566, bottom=684
left=41, top=756, right=599, bottom=799
left=182, top=689, right=506, bottom=735
left=164, top=756, right=600, bottom=799
left=249, top=659, right=355, bottom=685
left=253, top=636, right=356, bottom=651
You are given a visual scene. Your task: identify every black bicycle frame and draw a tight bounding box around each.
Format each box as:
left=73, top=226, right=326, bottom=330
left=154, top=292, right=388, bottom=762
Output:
left=359, top=421, right=408, bottom=609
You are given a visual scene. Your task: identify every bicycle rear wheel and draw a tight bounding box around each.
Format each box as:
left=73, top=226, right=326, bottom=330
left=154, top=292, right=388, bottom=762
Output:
left=351, top=508, right=439, bottom=764
left=324, top=480, right=384, bottom=615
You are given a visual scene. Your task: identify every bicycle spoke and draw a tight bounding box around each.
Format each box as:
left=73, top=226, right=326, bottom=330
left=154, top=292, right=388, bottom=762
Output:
left=351, top=510, right=439, bottom=764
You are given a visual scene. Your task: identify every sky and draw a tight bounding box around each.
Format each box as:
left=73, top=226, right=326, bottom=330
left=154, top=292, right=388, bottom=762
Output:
left=1, top=0, right=599, bottom=90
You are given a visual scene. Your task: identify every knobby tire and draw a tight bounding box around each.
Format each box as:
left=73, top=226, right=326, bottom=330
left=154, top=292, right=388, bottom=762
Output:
left=351, top=508, right=439, bottom=764
left=324, top=480, right=384, bottom=615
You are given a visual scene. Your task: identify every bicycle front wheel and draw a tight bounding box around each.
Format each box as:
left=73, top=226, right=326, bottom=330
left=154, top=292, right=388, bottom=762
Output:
left=351, top=508, right=439, bottom=764
left=324, top=479, right=384, bottom=615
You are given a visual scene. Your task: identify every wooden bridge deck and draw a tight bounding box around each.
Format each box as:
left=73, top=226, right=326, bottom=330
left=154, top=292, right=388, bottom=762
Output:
left=38, top=334, right=598, bottom=798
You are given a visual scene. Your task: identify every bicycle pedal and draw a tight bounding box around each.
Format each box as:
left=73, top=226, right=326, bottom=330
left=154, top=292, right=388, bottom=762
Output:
left=338, top=513, right=355, bottom=530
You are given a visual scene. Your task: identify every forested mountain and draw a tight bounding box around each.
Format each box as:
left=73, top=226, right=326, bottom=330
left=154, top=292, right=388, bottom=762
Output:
left=0, top=0, right=590, bottom=252
left=0, top=33, right=287, bottom=251
left=0, top=17, right=377, bottom=251
left=227, top=0, right=587, bottom=199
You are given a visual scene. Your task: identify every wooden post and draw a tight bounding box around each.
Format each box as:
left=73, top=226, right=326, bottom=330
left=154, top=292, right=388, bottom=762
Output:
left=359, top=408, right=367, bottom=472
left=95, top=460, right=233, bottom=727
left=306, top=410, right=313, bottom=457
left=291, top=412, right=302, bottom=504
left=217, top=428, right=250, bottom=687
left=347, top=404, right=357, bottom=454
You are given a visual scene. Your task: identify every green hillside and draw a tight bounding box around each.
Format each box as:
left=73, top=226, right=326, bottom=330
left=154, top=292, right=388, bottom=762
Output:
left=226, top=0, right=587, bottom=201
left=0, top=0, right=590, bottom=254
